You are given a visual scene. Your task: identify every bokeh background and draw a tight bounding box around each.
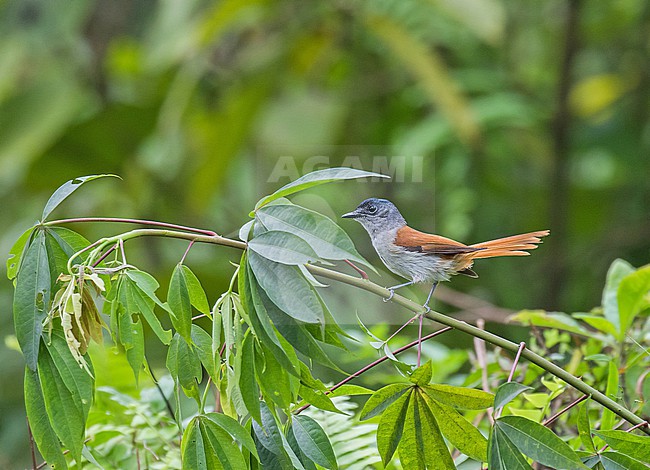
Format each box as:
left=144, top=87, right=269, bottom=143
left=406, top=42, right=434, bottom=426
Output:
left=2, top=0, right=649, bottom=466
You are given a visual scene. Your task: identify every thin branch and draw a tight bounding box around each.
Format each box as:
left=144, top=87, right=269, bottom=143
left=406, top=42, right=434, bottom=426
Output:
left=542, top=394, right=588, bottom=427
left=47, top=222, right=650, bottom=435
left=27, top=419, right=37, bottom=470
left=508, top=342, right=527, bottom=382
left=343, top=259, right=369, bottom=280
left=295, top=327, right=454, bottom=414
left=44, top=217, right=218, bottom=237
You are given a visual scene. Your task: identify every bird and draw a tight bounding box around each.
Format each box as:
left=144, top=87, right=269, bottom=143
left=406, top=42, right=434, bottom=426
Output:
left=342, top=198, right=550, bottom=313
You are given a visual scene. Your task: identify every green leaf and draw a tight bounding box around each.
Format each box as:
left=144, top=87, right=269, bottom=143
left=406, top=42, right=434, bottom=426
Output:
left=573, top=313, right=618, bottom=337
left=13, top=230, right=50, bottom=370
left=254, top=167, right=389, bottom=211
left=238, top=331, right=261, bottom=423
left=256, top=342, right=293, bottom=410
left=255, top=204, right=372, bottom=268
left=494, top=382, right=533, bottom=410
left=121, top=313, right=145, bottom=384
left=617, top=266, right=650, bottom=337
left=376, top=388, right=412, bottom=466
left=205, top=412, right=259, bottom=461
left=299, top=385, right=344, bottom=414
left=199, top=417, right=248, bottom=470
left=601, top=360, right=619, bottom=431
left=37, top=342, right=85, bottom=463
left=510, top=310, right=592, bottom=336
left=182, top=265, right=211, bottom=314
left=252, top=401, right=305, bottom=470
left=602, top=259, right=635, bottom=330
left=168, top=263, right=192, bottom=342
left=166, top=333, right=202, bottom=398
left=7, top=225, right=35, bottom=281
left=594, top=430, right=650, bottom=464
left=287, top=425, right=318, bottom=470
left=496, top=416, right=587, bottom=469
left=423, top=383, right=494, bottom=409
left=422, top=391, right=488, bottom=461
left=122, top=271, right=173, bottom=344
left=24, top=368, right=68, bottom=469
left=488, top=426, right=532, bottom=470
left=181, top=417, right=207, bottom=470
left=328, top=384, right=373, bottom=398
left=248, top=230, right=321, bottom=265
left=41, top=174, right=119, bottom=221
left=191, top=324, right=217, bottom=382
left=577, top=401, right=595, bottom=452
left=398, top=392, right=454, bottom=470
left=45, top=226, right=91, bottom=268
left=360, top=383, right=411, bottom=420
left=248, top=251, right=324, bottom=324
left=409, top=361, right=432, bottom=385
left=599, top=451, right=650, bottom=470
left=292, top=415, right=338, bottom=469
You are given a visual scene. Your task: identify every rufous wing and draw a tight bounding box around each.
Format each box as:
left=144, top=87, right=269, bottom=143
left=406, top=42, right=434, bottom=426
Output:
left=394, top=226, right=481, bottom=255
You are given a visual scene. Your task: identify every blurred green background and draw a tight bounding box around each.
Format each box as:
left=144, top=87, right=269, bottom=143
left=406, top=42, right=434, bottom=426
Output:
left=2, top=0, right=650, bottom=466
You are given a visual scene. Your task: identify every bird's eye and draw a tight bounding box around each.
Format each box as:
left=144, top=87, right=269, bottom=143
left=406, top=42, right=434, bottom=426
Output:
left=367, top=205, right=377, bottom=214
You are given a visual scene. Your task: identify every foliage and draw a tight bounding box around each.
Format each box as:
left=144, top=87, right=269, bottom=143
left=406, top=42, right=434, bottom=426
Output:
left=8, top=171, right=650, bottom=469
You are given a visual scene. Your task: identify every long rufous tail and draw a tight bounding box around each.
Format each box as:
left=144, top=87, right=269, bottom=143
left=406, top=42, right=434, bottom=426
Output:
left=469, top=230, right=550, bottom=259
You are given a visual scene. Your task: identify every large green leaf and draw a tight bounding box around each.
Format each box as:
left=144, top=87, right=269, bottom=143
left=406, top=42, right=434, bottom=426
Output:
left=191, top=324, right=217, bottom=383
left=617, top=265, right=650, bottom=337
left=510, top=310, right=592, bottom=336
left=577, top=401, right=595, bottom=452
left=182, top=265, right=211, bottom=314
left=496, top=416, right=587, bottom=469
left=255, top=203, right=372, bottom=268
left=254, top=167, right=388, bottom=211
left=422, top=391, right=488, bottom=462
left=602, top=259, right=635, bottom=330
left=256, top=342, right=293, bottom=410
left=601, top=360, right=619, bottom=431
left=199, top=417, right=248, bottom=470
left=13, top=230, right=50, bottom=370
left=488, top=426, right=532, bottom=470
left=37, top=342, right=85, bottom=463
left=41, top=174, right=119, bottom=221
left=252, top=401, right=305, bottom=470
left=376, top=388, right=412, bottom=466
left=166, top=333, right=202, bottom=400
left=594, top=430, right=650, bottom=464
left=248, top=230, right=321, bottom=266
left=205, top=412, right=259, bottom=461
left=7, top=225, right=36, bottom=281
left=24, top=368, right=68, bottom=469
left=181, top=417, right=207, bottom=469
left=409, top=361, right=432, bottom=386
left=494, top=382, right=533, bottom=410
left=423, top=383, right=494, bottom=409
left=291, top=415, right=338, bottom=469
left=360, top=383, right=411, bottom=420
left=599, top=451, right=649, bottom=470
left=118, top=308, right=145, bottom=383
left=238, top=331, right=261, bottom=423
left=248, top=251, right=324, bottom=324
left=168, top=263, right=193, bottom=342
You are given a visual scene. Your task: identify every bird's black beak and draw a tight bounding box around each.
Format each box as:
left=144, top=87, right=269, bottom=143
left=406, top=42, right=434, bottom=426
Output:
left=342, top=210, right=359, bottom=219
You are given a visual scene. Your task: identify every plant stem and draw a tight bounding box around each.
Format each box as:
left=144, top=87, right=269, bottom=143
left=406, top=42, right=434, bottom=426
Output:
left=49, top=222, right=650, bottom=435
left=45, top=217, right=218, bottom=236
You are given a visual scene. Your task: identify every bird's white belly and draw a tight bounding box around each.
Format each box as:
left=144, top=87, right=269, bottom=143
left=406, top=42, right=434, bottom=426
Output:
left=371, top=230, right=456, bottom=283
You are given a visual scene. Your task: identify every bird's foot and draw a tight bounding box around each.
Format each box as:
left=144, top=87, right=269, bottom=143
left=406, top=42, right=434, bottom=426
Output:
left=422, top=305, right=431, bottom=314
left=383, top=289, right=395, bottom=303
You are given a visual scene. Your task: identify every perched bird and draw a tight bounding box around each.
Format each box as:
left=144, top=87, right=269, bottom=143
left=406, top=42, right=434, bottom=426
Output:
left=342, top=198, right=549, bottom=312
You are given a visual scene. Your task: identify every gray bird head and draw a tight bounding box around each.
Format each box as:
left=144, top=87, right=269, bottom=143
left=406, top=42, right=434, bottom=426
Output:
left=342, top=198, right=406, bottom=236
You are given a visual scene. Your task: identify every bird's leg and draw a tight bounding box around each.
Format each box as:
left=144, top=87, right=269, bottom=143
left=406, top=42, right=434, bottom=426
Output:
left=383, top=280, right=415, bottom=302
left=417, top=282, right=438, bottom=366
left=422, top=282, right=438, bottom=314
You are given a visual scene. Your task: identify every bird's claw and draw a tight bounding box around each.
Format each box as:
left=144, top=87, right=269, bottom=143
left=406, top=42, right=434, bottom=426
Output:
left=422, top=305, right=431, bottom=314
left=383, top=289, right=395, bottom=303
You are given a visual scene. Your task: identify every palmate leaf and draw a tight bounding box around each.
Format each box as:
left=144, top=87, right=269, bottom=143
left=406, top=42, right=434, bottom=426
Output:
left=376, top=388, right=412, bottom=465
left=13, top=229, right=50, bottom=370
left=253, top=167, right=389, bottom=212
left=488, top=426, right=532, bottom=470
left=423, top=383, right=494, bottom=409
left=7, top=225, right=36, bottom=282
left=253, top=401, right=305, bottom=470
left=122, top=270, right=173, bottom=344
left=255, top=203, right=373, bottom=269
left=167, top=263, right=192, bottom=342
left=41, top=174, right=120, bottom=221
left=398, top=392, right=455, bottom=470
left=198, top=417, right=248, bottom=470
left=360, top=383, right=411, bottom=421
left=409, top=360, right=432, bottom=386
left=577, top=401, right=596, bottom=452
left=166, top=333, right=202, bottom=401
left=496, top=415, right=587, bottom=469
left=204, top=412, right=259, bottom=461
left=255, top=341, right=294, bottom=410
left=182, top=265, right=210, bottom=314
left=599, top=451, right=650, bottom=470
